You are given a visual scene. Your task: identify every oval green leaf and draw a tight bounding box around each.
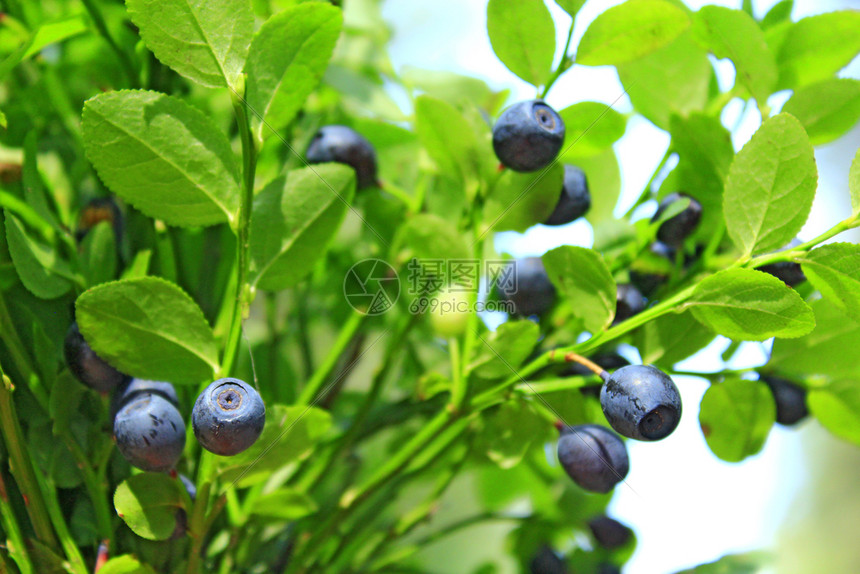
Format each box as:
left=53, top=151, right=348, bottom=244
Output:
left=558, top=101, right=627, bottom=159
left=4, top=212, right=73, bottom=299
left=852, top=148, right=860, bottom=217
left=685, top=269, right=815, bottom=341
left=245, top=3, right=342, bottom=138
left=82, top=90, right=241, bottom=228
left=635, top=311, right=715, bottom=368
left=127, top=0, right=253, bottom=89
left=776, top=11, right=860, bottom=90
left=798, top=243, right=860, bottom=323
left=577, top=0, right=691, bottom=66
left=782, top=79, right=860, bottom=146
left=483, top=163, right=564, bottom=233
left=723, top=113, right=817, bottom=256
left=76, top=277, right=219, bottom=384
left=542, top=245, right=615, bottom=333
left=699, top=378, right=775, bottom=463
left=486, top=0, right=556, bottom=86
left=250, top=164, right=356, bottom=291
left=471, top=320, right=540, bottom=380
left=114, top=473, right=185, bottom=541
left=809, top=380, right=860, bottom=447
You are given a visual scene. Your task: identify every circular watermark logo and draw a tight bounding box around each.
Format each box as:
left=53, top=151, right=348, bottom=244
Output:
left=343, top=259, right=400, bottom=316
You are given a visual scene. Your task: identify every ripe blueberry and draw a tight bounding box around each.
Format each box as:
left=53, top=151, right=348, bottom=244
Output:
left=760, top=375, right=808, bottom=426
left=171, top=473, right=196, bottom=540
left=756, top=238, right=806, bottom=287
left=587, top=515, right=633, bottom=550
left=498, top=257, right=556, bottom=318
left=613, top=283, right=645, bottom=324
left=544, top=165, right=590, bottom=226
left=492, top=100, right=565, bottom=172
left=306, top=125, right=377, bottom=189
left=529, top=545, right=567, bottom=574
left=111, top=378, right=180, bottom=420
left=557, top=424, right=629, bottom=493
left=629, top=241, right=676, bottom=297
left=192, top=378, right=265, bottom=456
left=600, top=365, right=682, bottom=441
left=64, top=321, right=127, bottom=393
left=76, top=197, right=123, bottom=242
left=652, top=192, right=702, bottom=246
left=114, top=393, right=186, bottom=472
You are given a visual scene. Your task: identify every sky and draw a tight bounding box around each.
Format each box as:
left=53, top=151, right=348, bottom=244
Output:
left=379, top=1, right=860, bottom=572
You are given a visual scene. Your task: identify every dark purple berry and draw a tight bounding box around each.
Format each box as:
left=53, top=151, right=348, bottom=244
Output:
left=114, top=394, right=186, bottom=472
left=557, top=425, right=629, bottom=493
left=588, top=515, right=633, bottom=550
left=652, top=193, right=702, bottom=246
left=306, top=125, right=377, bottom=189
left=64, top=322, right=127, bottom=393
left=530, top=545, right=568, bottom=574
left=756, top=238, right=806, bottom=287
left=193, top=378, right=265, bottom=456
left=544, top=165, right=590, bottom=226
left=498, top=257, right=556, bottom=318
left=600, top=365, right=682, bottom=441
left=613, top=284, right=645, bottom=324
left=493, top=100, right=565, bottom=172
left=761, top=375, right=808, bottom=426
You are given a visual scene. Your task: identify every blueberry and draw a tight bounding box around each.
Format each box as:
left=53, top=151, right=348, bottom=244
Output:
left=557, top=424, right=629, bottom=493
left=652, top=192, right=702, bottom=246
left=492, top=100, right=565, bottom=172
left=587, top=515, right=633, bottom=550
left=64, top=321, right=127, bottom=393
left=613, top=284, right=645, bottom=325
left=596, top=564, right=621, bottom=574
left=760, top=375, right=808, bottom=426
left=544, top=165, right=590, bottom=226
left=192, top=378, right=265, bottom=456
left=114, top=393, right=186, bottom=472
left=170, top=473, right=196, bottom=540
left=600, top=365, right=682, bottom=441
left=306, top=125, right=377, bottom=189
left=497, top=257, right=556, bottom=317
left=756, top=238, right=806, bottom=287
left=75, top=197, right=123, bottom=242
left=629, top=241, right=676, bottom=297
left=529, top=545, right=568, bottom=574
left=111, top=378, right=180, bottom=420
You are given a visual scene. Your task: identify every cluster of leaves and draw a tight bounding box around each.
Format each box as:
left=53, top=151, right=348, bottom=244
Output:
left=0, top=0, right=858, bottom=573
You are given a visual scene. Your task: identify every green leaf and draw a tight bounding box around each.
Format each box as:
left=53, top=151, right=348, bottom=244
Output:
left=542, top=246, right=615, bottom=333
left=691, top=6, right=776, bottom=103
left=698, top=378, right=775, bottom=463
left=114, top=473, right=184, bottom=541
left=554, top=0, right=587, bottom=17
left=665, top=114, right=734, bottom=241
left=248, top=489, right=318, bottom=521
left=480, top=401, right=549, bottom=469
left=76, top=277, right=219, bottom=384
left=635, top=311, right=715, bottom=368
left=49, top=372, right=85, bottom=437
left=782, top=79, right=860, bottom=146
left=577, top=0, right=691, bottom=66
left=400, top=67, right=499, bottom=109
left=768, top=298, right=860, bottom=380
left=798, top=243, right=860, bottom=324
left=97, top=555, right=157, bottom=574
left=617, top=30, right=712, bottom=130
left=127, top=0, right=253, bottom=89
left=82, top=90, right=241, bottom=228
left=579, top=148, right=621, bottom=224
left=557, top=102, right=627, bottom=159
left=482, top=164, right=564, bottom=233
left=23, top=15, right=89, bottom=60
left=809, top=380, right=860, bottom=446
left=486, top=0, right=556, bottom=86
left=415, top=95, right=489, bottom=186
left=685, top=269, right=815, bottom=341
left=250, top=165, right=355, bottom=291
left=81, top=221, right=117, bottom=287
left=246, top=3, right=342, bottom=137
left=776, top=11, right=860, bottom=90
left=216, top=405, right=331, bottom=487
left=4, top=212, right=73, bottom=299
left=471, top=320, right=540, bottom=380
left=761, top=0, right=794, bottom=30
left=851, top=148, right=860, bottom=217
left=400, top=214, right=470, bottom=262
left=723, top=113, right=817, bottom=256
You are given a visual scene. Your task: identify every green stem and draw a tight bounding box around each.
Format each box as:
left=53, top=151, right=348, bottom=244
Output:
left=221, top=79, right=260, bottom=379
left=185, top=481, right=212, bottom=574
left=411, top=512, right=522, bottom=550
left=0, top=471, right=32, bottom=574
left=742, top=216, right=860, bottom=270
left=623, top=147, right=674, bottom=219
left=33, top=474, right=87, bottom=574
left=296, top=311, right=366, bottom=406
left=295, top=285, right=315, bottom=380
left=0, top=292, right=48, bottom=409
left=0, top=367, right=59, bottom=552
left=540, top=19, right=576, bottom=99
left=448, top=337, right=465, bottom=407
left=60, top=435, right=113, bottom=545
left=80, top=0, right=138, bottom=87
